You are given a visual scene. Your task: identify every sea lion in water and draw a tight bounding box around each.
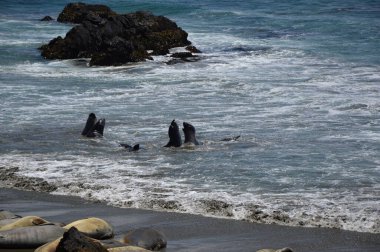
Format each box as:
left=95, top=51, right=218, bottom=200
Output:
left=164, top=120, right=182, bottom=147
left=120, top=143, right=140, bottom=152
left=63, top=217, right=114, bottom=240
left=221, top=135, right=240, bottom=141
left=119, top=227, right=167, bottom=251
left=182, top=122, right=200, bottom=145
left=81, top=113, right=106, bottom=137
left=0, top=223, right=65, bottom=249
left=0, top=216, right=50, bottom=231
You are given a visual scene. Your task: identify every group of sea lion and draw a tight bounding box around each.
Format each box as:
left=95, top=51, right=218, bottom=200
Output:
left=81, top=113, right=240, bottom=151
left=165, top=120, right=200, bottom=147
left=0, top=210, right=167, bottom=251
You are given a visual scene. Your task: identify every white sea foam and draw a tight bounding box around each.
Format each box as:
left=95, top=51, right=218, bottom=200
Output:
left=0, top=153, right=379, bottom=233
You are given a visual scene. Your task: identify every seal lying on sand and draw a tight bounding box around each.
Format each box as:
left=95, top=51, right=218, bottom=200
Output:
left=0, top=216, right=50, bottom=231
left=0, top=210, right=21, bottom=220
left=164, top=120, right=182, bottom=147
left=81, top=113, right=106, bottom=137
left=0, top=223, right=65, bottom=249
left=119, top=227, right=167, bottom=251
left=64, top=217, right=114, bottom=240
left=182, top=122, right=200, bottom=145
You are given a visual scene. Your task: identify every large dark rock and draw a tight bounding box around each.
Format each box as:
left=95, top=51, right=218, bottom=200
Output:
left=40, top=3, right=195, bottom=66
left=57, top=2, right=117, bottom=24
left=56, top=227, right=107, bottom=252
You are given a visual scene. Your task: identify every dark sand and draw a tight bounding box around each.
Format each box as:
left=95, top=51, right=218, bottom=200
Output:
left=0, top=188, right=379, bottom=252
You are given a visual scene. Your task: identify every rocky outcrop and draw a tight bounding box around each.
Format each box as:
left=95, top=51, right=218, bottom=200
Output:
left=56, top=227, right=107, bottom=252
left=40, top=16, right=54, bottom=21
left=40, top=3, right=197, bottom=66
left=57, top=2, right=117, bottom=24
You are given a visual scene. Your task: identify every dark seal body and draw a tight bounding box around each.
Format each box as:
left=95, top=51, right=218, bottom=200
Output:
left=81, top=113, right=106, bottom=137
left=183, top=122, right=199, bottom=145
left=164, top=120, right=182, bottom=147
left=120, top=227, right=167, bottom=251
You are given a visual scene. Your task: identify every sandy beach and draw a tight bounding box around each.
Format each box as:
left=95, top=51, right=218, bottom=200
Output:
left=0, top=188, right=379, bottom=252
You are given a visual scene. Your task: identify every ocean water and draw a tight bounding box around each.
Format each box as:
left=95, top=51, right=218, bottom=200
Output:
left=0, top=0, right=379, bottom=233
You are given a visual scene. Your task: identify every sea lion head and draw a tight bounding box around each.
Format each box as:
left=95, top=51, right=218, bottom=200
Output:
left=81, top=113, right=97, bottom=136
left=164, top=120, right=182, bottom=147
left=183, top=122, right=199, bottom=145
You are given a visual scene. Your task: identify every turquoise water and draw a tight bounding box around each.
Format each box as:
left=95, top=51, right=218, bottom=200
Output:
left=0, top=0, right=379, bottom=233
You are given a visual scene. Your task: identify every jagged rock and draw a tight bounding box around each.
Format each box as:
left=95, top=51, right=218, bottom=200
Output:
left=40, top=16, right=54, bottom=21
left=57, top=2, right=117, bottom=24
left=56, top=227, right=107, bottom=252
left=185, top=45, right=201, bottom=53
left=0, top=167, right=57, bottom=192
left=40, top=3, right=195, bottom=66
left=171, top=52, right=194, bottom=59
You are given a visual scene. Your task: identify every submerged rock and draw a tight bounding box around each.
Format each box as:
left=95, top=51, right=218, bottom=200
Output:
left=40, top=2, right=195, bottom=66
left=40, top=16, right=54, bottom=21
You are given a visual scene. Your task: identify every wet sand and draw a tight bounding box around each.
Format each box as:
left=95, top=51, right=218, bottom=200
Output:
left=0, top=188, right=379, bottom=252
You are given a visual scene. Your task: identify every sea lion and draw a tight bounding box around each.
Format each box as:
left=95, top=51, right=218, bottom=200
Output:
left=0, top=216, right=50, bottom=231
left=0, top=223, right=65, bottom=249
left=221, top=135, right=240, bottom=141
left=120, top=143, right=140, bottom=152
left=164, top=120, right=182, bottom=147
left=0, top=210, right=21, bottom=220
left=35, top=235, right=125, bottom=252
left=35, top=237, right=61, bottom=252
left=0, top=218, right=20, bottom=228
left=63, top=217, right=114, bottom=240
left=182, top=122, right=200, bottom=145
left=119, top=227, right=167, bottom=251
left=107, top=246, right=151, bottom=252
left=81, top=113, right=106, bottom=137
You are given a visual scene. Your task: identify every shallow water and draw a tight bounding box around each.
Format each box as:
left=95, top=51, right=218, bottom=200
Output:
left=0, top=0, right=379, bottom=233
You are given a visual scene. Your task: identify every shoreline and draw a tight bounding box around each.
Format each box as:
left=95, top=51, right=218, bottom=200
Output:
left=1, top=188, right=379, bottom=252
